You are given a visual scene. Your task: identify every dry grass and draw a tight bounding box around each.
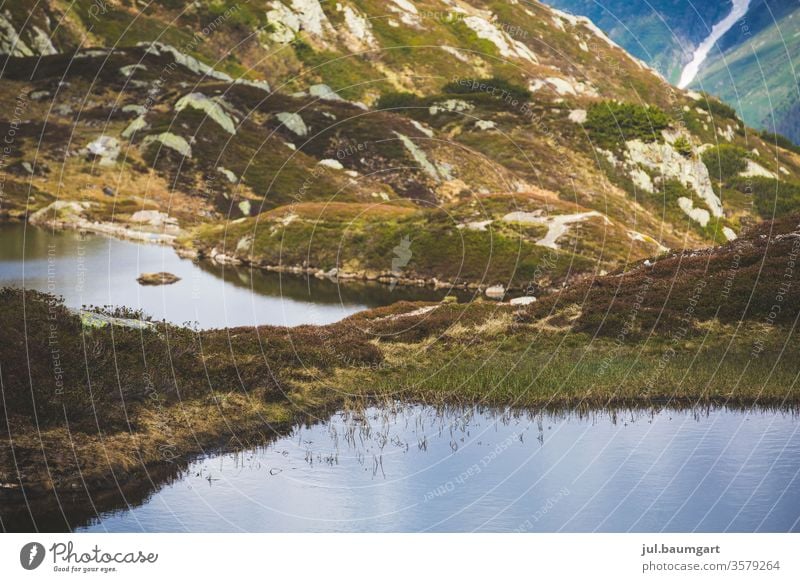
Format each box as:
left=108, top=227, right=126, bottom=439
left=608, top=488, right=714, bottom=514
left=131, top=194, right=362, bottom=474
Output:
left=262, top=201, right=418, bottom=221
left=2, top=393, right=305, bottom=495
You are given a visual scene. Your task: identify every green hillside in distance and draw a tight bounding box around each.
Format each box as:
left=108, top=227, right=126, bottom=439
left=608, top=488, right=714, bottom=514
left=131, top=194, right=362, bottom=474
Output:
left=545, top=0, right=733, bottom=84
left=694, top=0, right=800, bottom=145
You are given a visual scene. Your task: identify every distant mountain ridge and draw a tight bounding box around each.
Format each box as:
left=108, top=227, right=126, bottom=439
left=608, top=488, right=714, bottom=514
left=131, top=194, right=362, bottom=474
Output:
left=544, top=0, right=735, bottom=84
left=546, top=0, right=800, bottom=144
left=694, top=0, right=800, bottom=144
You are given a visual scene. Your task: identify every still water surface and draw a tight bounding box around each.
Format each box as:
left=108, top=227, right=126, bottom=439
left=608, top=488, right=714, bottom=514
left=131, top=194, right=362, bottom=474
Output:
left=61, top=405, right=800, bottom=532
left=0, top=223, right=465, bottom=328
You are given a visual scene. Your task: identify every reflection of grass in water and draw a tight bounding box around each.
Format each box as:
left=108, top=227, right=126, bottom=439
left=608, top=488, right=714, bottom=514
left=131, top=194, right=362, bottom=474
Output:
left=298, top=404, right=537, bottom=476
left=284, top=399, right=790, bottom=486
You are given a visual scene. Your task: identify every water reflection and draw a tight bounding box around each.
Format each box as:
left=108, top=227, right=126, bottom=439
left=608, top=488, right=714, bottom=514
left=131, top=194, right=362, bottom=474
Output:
left=4, top=405, right=797, bottom=532
left=0, top=223, right=470, bottom=328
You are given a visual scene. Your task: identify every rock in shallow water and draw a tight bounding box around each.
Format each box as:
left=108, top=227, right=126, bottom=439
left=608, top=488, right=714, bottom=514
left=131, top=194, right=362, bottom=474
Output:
left=137, top=272, right=181, bottom=286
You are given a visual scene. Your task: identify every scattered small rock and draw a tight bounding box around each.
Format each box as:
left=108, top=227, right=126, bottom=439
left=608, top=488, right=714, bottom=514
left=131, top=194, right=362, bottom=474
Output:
left=510, top=296, right=537, bottom=306
left=276, top=112, right=308, bottom=137
left=318, top=158, right=344, bottom=170
left=129, top=210, right=178, bottom=228
left=485, top=285, right=505, bottom=299
left=568, top=109, right=587, bottom=123
left=29, top=90, right=50, bottom=101
left=84, top=136, right=120, bottom=165
left=309, top=83, right=343, bottom=101
left=217, top=166, right=238, bottom=183
left=141, top=132, right=192, bottom=158
left=119, top=64, right=147, bottom=77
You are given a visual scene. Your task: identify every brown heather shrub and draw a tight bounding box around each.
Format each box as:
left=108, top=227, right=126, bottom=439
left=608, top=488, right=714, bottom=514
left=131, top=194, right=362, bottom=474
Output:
left=0, top=289, right=382, bottom=431
left=519, top=214, right=800, bottom=336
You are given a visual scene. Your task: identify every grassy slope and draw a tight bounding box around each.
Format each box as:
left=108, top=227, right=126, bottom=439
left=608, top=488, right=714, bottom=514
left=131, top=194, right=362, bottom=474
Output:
left=186, top=194, right=602, bottom=288
left=347, top=212, right=800, bottom=407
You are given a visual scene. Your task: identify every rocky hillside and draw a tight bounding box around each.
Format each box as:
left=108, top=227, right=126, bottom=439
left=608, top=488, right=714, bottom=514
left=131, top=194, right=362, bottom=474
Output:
left=1, top=0, right=799, bottom=292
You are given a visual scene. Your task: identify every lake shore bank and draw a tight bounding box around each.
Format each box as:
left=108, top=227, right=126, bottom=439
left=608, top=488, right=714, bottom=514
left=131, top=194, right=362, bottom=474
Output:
left=2, top=213, right=799, bottom=504
left=4, top=209, right=544, bottom=298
